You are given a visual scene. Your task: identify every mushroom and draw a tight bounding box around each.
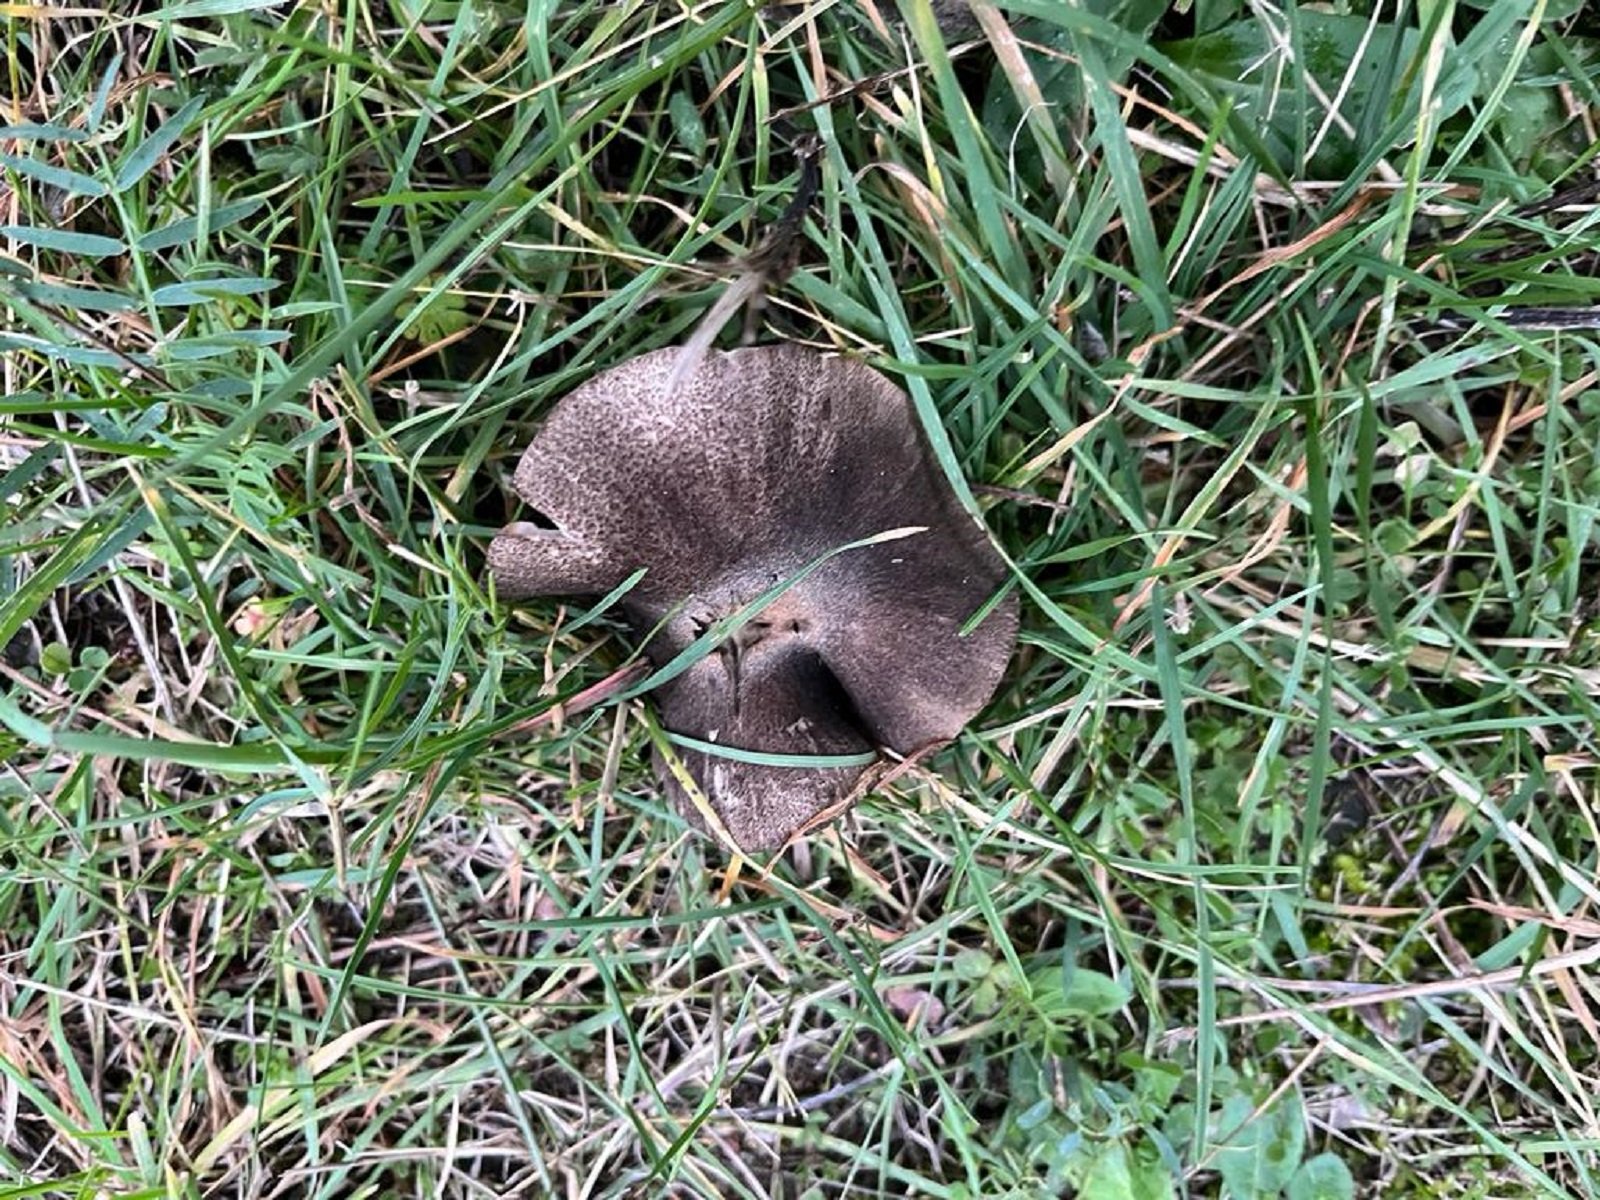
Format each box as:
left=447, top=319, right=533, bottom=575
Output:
left=489, top=343, right=1018, bottom=853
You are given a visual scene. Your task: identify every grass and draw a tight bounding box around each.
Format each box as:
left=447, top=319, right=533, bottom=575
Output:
left=2, top=0, right=1599, bottom=1196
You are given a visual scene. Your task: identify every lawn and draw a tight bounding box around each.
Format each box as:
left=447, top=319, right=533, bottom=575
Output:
left=3, top=1, right=1600, bottom=1196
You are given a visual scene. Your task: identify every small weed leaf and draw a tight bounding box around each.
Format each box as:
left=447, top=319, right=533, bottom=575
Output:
left=1213, top=1091, right=1306, bottom=1199
left=0, top=226, right=126, bottom=256
left=86, top=51, right=122, bottom=131
left=115, top=95, right=206, bottom=192
left=397, top=281, right=471, bottom=344
left=136, top=197, right=265, bottom=252
left=150, top=276, right=278, bottom=306
left=1027, top=959, right=1131, bottom=1019
left=0, top=123, right=89, bottom=143
left=1287, top=1153, right=1356, bottom=1200
left=667, top=90, right=707, bottom=157
left=1073, top=1139, right=1176, bottom=1200
left=9, top=280, right=138, bottom=312
left=0, top=150, right=106, bottom=197
left=40, top=643, right=73, bottom=677
left=1077, top=1140, right=1135, bottom=1200
left=1159, top=11, right=1479, bottom=176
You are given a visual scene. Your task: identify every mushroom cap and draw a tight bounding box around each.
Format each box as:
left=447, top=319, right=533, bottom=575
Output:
left=489, top=343, right=1018, bottom=852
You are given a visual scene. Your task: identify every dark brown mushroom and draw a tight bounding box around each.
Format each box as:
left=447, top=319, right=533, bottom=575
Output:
left=489, top=343, right=1017, bottom=853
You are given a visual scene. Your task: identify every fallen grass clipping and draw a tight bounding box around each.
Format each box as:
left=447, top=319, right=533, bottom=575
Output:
left=3, top=1, right=1600, bottom=1197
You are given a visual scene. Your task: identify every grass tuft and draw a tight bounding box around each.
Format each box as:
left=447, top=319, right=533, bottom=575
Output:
left=3, top=1, right=1600, bottom=1196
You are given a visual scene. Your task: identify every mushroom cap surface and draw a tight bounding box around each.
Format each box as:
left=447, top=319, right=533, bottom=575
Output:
left=490, top=342, right=1018, bottom=852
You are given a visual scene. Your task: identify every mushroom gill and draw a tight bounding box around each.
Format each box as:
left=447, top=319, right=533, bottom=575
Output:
left=489, top=342, right=1018, bottom=853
